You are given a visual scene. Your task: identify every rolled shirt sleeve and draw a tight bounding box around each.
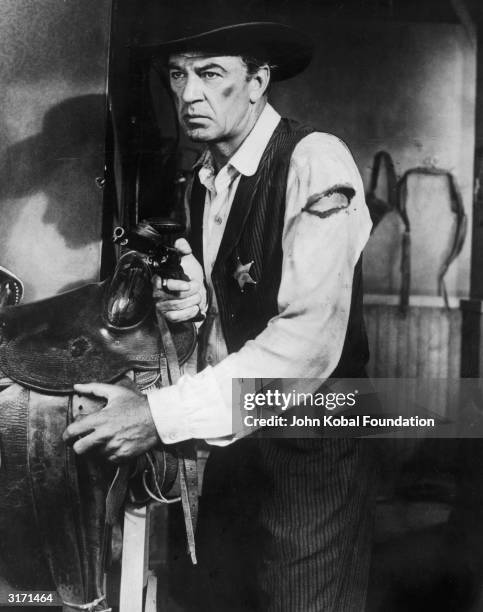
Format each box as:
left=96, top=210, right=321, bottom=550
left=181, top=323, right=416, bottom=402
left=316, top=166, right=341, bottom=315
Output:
left=148, top=133, right=372, bottom=445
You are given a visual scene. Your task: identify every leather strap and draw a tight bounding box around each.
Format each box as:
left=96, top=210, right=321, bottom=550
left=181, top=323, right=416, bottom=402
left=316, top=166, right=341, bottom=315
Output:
left=155, top=310, right=182, bottom=384
left=397, top=167, right=467, bottom=311
left=394, top=172, right=412, bottom=315
left=159, top=356, right=169, bottom=388
left=438, top=171, right=467, bottom=306
left=367, top=151, right=411, bottom=313
left=105, top=466, right=131, bottom=530
left=366, top=151, right=398, bottom=229
left=62, top=595, right=111, bottom=612
left=155, top=310, right=199, bottom=564
left=103, top=464, right=131, bottom=571
left=369, top=154, right=467, bottom=313
left=178, top=447, right=199, bottom=565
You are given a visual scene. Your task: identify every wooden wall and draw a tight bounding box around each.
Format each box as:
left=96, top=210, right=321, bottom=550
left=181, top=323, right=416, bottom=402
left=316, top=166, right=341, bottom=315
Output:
left=364, top=297, right=462, bottom=419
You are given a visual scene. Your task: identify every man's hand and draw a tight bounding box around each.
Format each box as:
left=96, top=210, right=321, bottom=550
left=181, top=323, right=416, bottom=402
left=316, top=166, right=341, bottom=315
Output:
left=62, top=383, right=160, bottom=463
left=153, top=237, right=206, bottom=323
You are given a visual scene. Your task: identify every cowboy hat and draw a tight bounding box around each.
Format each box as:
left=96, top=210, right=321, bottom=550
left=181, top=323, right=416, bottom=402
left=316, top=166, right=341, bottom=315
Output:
left=136, top=21, right=313, bottom=81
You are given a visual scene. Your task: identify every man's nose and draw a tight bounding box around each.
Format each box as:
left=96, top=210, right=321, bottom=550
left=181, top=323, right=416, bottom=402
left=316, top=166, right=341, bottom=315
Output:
left=181, top=74, right=203, bottom=104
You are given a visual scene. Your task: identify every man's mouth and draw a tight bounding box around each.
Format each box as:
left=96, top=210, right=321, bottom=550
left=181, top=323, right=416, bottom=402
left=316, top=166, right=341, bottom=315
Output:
left=183, top=113, right=209, bottom=122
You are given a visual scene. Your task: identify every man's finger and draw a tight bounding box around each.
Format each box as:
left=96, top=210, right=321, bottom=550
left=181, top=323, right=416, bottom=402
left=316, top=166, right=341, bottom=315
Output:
left=174, top=237, right=193, bottom=256
left=152, top=278, right=191, bottom=293
left=72, top=431, right=104, bottom=455
left=73, top=382, right=123, bottom=400
left=153, top=282, right=200, bottom=301
left=63, top=415, right=97, bottom=443
left=164, top=305, right=199, bottom=323
left=155, top=293, right=201, bottom=313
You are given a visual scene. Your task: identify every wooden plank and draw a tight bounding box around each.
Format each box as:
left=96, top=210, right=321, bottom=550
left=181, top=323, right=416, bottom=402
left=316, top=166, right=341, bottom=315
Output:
left=448, top=309, right=463, bottom=421
left=363, top=302, right=462, bottom=420
left=364, top=294, right=460, bottom=308
left=145, top=573, right=157, bottom=612
left=377, top=306, right=390, bottom=378
left=438, top=309, right=450, bottom=417
left=119, top=504, right=148, bottom=612
left=387, top=304, right=398, bottom=378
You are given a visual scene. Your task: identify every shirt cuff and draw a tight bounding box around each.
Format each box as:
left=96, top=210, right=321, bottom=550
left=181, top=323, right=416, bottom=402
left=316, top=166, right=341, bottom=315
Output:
left=147, top=366, right=236, bottom=445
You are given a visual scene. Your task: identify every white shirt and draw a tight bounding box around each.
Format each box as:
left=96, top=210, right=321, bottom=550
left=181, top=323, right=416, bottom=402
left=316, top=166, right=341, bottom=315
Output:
left=197, top=103, right=283, bottom=369
left=147, top=103, right=372, bottom=446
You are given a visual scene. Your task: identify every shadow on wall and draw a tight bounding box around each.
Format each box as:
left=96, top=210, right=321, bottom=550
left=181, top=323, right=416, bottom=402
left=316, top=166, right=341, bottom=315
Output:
left=0, top=94, right=106, bottom=250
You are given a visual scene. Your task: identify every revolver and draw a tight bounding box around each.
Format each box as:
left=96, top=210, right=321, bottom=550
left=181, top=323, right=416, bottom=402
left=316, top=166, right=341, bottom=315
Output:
left=113, top=218, right=188, bottom=282
left=104, top=218, right=194, bottom=329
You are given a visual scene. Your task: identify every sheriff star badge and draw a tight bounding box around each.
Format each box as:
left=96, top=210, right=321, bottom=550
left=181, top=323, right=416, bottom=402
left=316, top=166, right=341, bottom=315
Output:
left=233, top=259, right=256, bottom=291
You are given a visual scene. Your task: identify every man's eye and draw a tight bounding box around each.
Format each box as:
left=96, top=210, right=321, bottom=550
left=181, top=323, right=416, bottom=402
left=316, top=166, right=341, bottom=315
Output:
left=202, top=71, right=221, bottom=80
left=170, top=71, right=185, bottom=81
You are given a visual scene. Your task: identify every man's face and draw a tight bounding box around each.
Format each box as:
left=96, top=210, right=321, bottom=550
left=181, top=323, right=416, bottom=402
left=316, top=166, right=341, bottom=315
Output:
left=168, top=53, right=254, bottom=143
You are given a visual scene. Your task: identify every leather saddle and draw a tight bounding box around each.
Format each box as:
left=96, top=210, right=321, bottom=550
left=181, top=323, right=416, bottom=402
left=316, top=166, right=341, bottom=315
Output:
left=0, top=251, right=195, bottom=393
left=0, top=241, right=198, bottom=612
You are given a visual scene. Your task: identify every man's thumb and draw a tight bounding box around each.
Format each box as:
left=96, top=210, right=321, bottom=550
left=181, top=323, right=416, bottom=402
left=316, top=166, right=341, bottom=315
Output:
left=174, top=238, right=193, bottom=256
left=73, top=382, right=121, bottom=400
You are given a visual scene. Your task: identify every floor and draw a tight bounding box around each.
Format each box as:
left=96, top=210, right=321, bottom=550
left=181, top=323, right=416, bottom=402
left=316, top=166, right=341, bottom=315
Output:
left=2, top=440, right=483, bottom=611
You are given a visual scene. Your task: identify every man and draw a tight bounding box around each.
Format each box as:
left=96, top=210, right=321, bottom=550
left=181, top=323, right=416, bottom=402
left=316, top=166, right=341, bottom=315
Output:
left=64, top=21, right=376, bottom=611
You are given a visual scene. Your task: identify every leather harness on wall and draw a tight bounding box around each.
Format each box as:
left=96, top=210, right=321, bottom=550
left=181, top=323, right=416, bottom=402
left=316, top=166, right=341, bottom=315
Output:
left=366, top=151, right=467, bottom=313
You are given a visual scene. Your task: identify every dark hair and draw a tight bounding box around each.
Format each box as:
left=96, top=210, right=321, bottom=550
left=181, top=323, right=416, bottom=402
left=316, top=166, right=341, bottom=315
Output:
left=241, top=55, right=276, bottom=76
left=241, top=55, right=274, bottom=96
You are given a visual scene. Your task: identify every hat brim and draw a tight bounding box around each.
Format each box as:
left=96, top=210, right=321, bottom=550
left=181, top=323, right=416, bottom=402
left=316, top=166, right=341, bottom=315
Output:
left=136, top=22, right=313, bottom=81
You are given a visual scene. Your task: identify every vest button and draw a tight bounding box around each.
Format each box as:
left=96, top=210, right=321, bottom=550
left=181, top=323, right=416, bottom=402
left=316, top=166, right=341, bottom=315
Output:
left=214, top=215, right=223, bottom=225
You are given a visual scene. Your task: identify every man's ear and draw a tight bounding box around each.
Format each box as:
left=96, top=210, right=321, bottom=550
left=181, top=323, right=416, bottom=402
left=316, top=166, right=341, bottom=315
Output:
left=249, top=65, right=270, bottom=103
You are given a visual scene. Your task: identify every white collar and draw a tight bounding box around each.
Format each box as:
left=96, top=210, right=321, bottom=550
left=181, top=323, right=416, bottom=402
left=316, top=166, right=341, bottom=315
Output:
left=229, top=103, right=281, bottom=176
left=196, top=103, right=281, bottom=182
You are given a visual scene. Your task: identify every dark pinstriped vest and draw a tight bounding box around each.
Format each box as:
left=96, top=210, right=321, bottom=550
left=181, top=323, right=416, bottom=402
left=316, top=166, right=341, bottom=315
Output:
left=189, top=118, right=369, bottom=378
